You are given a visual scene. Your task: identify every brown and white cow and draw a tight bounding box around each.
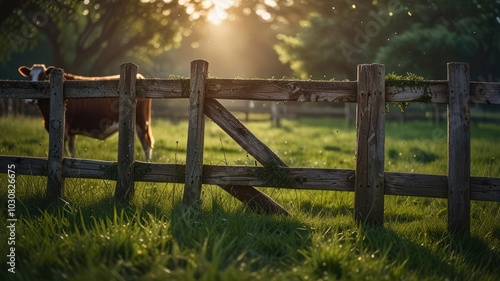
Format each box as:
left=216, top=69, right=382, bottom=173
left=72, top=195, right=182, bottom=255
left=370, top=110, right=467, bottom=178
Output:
left=18, top=64, right=154, bottom=161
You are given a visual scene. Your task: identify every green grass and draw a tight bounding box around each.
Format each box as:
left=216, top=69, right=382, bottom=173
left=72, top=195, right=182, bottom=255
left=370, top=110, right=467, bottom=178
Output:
left=0, top=115, right=499, bottom=281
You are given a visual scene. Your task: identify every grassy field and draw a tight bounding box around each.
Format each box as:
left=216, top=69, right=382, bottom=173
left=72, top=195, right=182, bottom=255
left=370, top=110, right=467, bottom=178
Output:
left=0, top=115, right=499, bottom=281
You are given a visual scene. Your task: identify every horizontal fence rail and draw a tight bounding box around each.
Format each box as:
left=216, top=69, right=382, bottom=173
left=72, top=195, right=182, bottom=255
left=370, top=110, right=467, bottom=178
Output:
left=1, top=79, right=499, bottom=104
left=1, top=61, right=499, bottom=234
left=0, top=156, right=498, bottom=201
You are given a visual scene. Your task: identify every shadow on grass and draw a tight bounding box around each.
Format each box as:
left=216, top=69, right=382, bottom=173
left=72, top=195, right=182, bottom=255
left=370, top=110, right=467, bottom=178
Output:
left=359, top=225, right=500, bottom=279
left=361, top=226, right=456, bottom=278
left=6, top=185, right=497, bottom=280
left=446, top=233, right=500, bottom=276
left=167, top=199, right=314, bottom=270
left=384, top=212, right=424, bottom=223
left=12, top=187, right=314, bottom=271
left=298, top=200, right=352, bottom=217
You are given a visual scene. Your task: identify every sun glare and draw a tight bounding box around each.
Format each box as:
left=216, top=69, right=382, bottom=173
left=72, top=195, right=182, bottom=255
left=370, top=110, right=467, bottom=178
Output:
left=203, top=0, right=236, bottom=25
left=182, top=0, right=277, bottom=25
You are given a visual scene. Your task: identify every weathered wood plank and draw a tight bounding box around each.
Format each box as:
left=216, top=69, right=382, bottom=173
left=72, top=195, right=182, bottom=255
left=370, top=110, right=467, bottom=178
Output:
left=134, top=162, right=185, bottom=183
left=65, top=79, right=189, bottom=99
left=0, top=156, right=48, bottom=176
left=0, top=81, right=49, bottom=99
left=2, top=79, right=499, bottom=104
left=46, top=69, right=65, bottom=201
left=385, top=173, right=500, bottom=201
left=470, top=81, right=500, bottom=104
left=384, top=173, right=448, bottom=198
left=62, top=161, right=500, bottom=202
left=355, top=64, right=386, bottom=225
left=1, top=155, right=499, bottom=201
left=64, top=80, right=119, bottom=98
left=470, top=176, right=500, bottom=201
left=205, top=79, right=357, bottom=102
left=447, top=62, right=471, bottom=233
left=183, top=60, right=209, bottom=205
left=201, top=166, right=355, bottom=191
left=63, top=158, right=116, bottom=180
left=136, top=79, right=189, bottom=99
left=115, top=63, right=138, bottom=203
left=386, top=81, right=448, bottom=103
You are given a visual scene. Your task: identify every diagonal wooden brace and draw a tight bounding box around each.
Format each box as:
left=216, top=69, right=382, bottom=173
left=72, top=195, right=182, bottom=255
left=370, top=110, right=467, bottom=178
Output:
left=204, top=98, right=289, bottom=215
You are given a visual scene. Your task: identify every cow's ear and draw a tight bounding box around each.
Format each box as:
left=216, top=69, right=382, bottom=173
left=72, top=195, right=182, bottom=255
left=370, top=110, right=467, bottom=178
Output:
left=18, top=66, right=31, bottom=77
left=45, top=66, right=55, bottom=75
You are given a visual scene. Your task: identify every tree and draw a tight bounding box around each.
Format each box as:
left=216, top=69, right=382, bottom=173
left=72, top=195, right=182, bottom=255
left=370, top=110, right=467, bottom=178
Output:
left=0, top=0, right=316, bottom=76
left=376, top=0, right=500, bottom=80
left=0, top=0, right=210, bottom=75
left=274, top=0, right=500, bottom=80
left=274, top=0, right=413, bottom=80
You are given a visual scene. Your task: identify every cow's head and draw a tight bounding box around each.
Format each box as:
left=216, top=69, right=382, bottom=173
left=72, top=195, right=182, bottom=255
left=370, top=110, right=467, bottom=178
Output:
left=18, top=64, right=55, bottom=104
left=18, top=64, right=55, bottom=81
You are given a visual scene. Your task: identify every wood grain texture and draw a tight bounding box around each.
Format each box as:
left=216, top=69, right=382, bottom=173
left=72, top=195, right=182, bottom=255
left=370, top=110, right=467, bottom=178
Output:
left=0, top=81, right=49, bottom=99
left=447, top=63, right=471, bottom=233
left=205, top=79, right=357, bottom=102
left=0, top=156, right=48, bottom=176
left=115, top=63, right=138, bottom=203
left=470, top=81, right=500, bottom=104
left=183, top=60, right=209, bottom=205
left=355, top=64, right=385, bottom=225
left=0, top=156, right=498, bottom=201
left=385, top=81, right=448, bottom=103
left=2, top=79, right=498, bottom=104
left=46, top=69, right=65, bottom=201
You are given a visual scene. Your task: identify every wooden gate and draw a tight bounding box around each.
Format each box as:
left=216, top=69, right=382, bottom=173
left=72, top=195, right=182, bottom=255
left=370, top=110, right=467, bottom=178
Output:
left=1, top=60, right=499, bottom=234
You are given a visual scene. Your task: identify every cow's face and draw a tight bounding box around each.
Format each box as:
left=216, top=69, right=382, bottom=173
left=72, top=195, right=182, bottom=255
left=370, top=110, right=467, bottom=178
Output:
left=18, top=64, right=55, bottom=104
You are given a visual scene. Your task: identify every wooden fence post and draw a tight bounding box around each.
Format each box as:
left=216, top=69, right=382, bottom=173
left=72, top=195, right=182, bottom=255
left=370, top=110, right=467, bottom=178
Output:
left=447, top=62, right=471, bottom=233
left=46, top=68, right=65, bottom=201
left=115, top=63, right=138, bottom=203
left=183, top=60, right=209, bottom=206
left=354, top=64, right=386, bottom=225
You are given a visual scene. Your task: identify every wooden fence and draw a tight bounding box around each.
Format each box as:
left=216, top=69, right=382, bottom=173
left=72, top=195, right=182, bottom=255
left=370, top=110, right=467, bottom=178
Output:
left=1, top=61, right=499, bottom=234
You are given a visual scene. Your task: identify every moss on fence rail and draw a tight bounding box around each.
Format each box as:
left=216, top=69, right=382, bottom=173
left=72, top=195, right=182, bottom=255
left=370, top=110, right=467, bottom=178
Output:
left=385, top=72, right=429, bottom=111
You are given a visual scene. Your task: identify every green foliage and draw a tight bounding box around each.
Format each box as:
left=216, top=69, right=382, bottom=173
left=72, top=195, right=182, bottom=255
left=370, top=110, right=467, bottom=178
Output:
left=385, top=72, right=426, bottom=112
left=0, top=0, right=205, bottom=74
left=275, top=0, right=500, bottom=81
left=274, top=13, right=348, bottom=80
left=376, top=0, right=500, bottom=80
left=385, top=72, right=425, bottom=88
left=275, top=0, right=413, bottom=80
